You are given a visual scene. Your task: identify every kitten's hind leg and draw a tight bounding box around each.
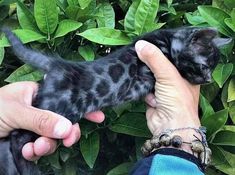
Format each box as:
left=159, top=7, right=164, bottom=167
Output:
left=0, top=138, right=19, bottom=175
left=10, top=130, right=42, bottom=175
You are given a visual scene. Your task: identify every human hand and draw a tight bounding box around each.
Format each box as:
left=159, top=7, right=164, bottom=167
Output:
left=135, top=41, right=201, bottom=148
left=0, top=82, right=105, bottom=161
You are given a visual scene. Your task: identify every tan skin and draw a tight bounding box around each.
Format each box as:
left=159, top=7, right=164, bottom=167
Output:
left=135, top=40, right=201, bottom=152
left=0, top=40, right=201, bottom=161
left=0, top=82, right=105, bottom=160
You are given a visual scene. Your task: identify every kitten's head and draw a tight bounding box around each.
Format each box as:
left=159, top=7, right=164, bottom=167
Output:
left=170, top=27, right=231, bottom=84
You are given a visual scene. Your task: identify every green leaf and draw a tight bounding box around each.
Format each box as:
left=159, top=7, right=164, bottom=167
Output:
left=0, top=0, right=16, bottom=5
left=80, top=132, right=100, bottom=168
left=167, top=0, right=173, bottom=7
left=78, top=28, right=131, bottom=45
left=231, top=8, right=235, bottom=23
left=80, top=121, right=97, bottom=137
left=78, top=0, right=92, bottom=9
left=107, top=162, right=135, bottom=175
left=201, top=109, right=228, bottom=139
left=59, top=148, right=72, bottom=162
left=198, top=6, right=233, bottom=36
left=0, top=5, right=9, bottom=20
left=205, top=168, right=223, bottom=175
left=134, top=0, right=160, bottom=34
left=124, top=0, right=140, bottom=33
left=199, top=94, right=214, bottom=118
left=212, top=63, right=233, bottom=88
left=78, top=45, right=95, bottom=61
left=218, top=148, right=235, bottom=173
left=65, top=5, right=80, bottom=21
left=65, top=2, right=96, bottom=21
left=109, top=113, right=151, bottom=138
left=223, top=125, right=235, bottom=132
left=67, top=0, right=79, bottom=6
left=48, top=150, right=61, bottom=169
left=0, top=29, right=46, bottom=47
left=201, top=82, right=220, bottom=102
left=62, top=159, right=77, bottom=175
left=228, top=77, right=235, bottom=102
left=113, top=102, right=132, bottom=116
left=0, top=47, right=4, bottom=65
left=225, top=18, right=235, bottom=32
left=54, top=19, right=82, bottom=38
left=5, top=64, right=43, bottom=82
left=224, top=9, right=235, bottom=32
left=158, top=4, right=176, bottom=15
left=219, top=38, right=234, bottom=57
left=221, top=81, right=229, bottom=107
left=212, top=0, right=232, bottom=14
left=210, top=145, right=235, bottom=174
left=185, top=12, right=206, bottom=26
left=225, top=0, right=235, bottom=10
left=96, top=2, right=115, bottom=29
left=130, top=101, right=146, bottom=113
left=135, top=137, right=146, bottom=160
left=16, top=0, right=38, bottom=31
left=56, top=0, right=67, bottom=12
left=34, top=0, right=59, bottom=35
left=213, top=130, right=235, bottom=146
left=229, top=101, right=235, bottom=123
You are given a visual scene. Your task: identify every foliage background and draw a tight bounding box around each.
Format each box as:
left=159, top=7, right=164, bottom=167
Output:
left=0, top=0, right=235, bottom=174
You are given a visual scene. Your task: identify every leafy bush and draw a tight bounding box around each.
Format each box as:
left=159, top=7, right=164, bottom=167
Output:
left=0, top=0, right=235, bottom=174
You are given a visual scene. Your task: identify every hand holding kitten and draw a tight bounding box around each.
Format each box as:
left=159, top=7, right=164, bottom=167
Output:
left=0, top=82, right=104, bottom=160
left=135, top=40, right=202, bottom=151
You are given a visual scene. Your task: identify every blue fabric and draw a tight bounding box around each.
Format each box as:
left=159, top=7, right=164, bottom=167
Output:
left=149, top=154, right=204, bottom=175
left=130, top=155, right=155, bottom=175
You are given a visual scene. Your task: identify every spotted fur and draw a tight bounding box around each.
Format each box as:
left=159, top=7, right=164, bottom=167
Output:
left=0, top=27, right=228, bottom=174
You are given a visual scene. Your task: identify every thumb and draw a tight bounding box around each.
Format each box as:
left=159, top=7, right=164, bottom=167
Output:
left=135, top=40, right=180, bottom=80
left=14, top=105, right=72, bottom=139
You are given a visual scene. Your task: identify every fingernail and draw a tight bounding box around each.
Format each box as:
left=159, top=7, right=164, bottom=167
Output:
left=54, top=119, right=72, bottom=138
left=135, top=40, right=148, bottom=52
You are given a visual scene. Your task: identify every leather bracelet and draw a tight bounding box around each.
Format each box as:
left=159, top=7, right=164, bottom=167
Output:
left=141, top=126, right=211, bottom=169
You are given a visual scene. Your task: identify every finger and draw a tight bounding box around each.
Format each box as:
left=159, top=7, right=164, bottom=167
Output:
left=85, top=111, right=105, bottom=123
left=145, top=93, right=157, bottom=108
left=9, top=105, right=72, bottom=139
left=1, top=81, right=38, bottom=95
left=135, top=40, right=180, bottom=79
left=34, top=137, right=57, bottom=156
left=63, top=123, right=81, bottom=147
left=1, top=82, right=38, bottom=105
left=22, top=142, right=40, bottom=161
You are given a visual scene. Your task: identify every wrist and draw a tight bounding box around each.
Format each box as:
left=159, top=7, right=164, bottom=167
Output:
left=141, top=126, right=211, bottom=169
left=173, top=130, right=202, bottom=154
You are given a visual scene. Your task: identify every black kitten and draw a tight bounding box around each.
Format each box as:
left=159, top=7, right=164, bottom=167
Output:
left=0, top=27, right=228, bottom=175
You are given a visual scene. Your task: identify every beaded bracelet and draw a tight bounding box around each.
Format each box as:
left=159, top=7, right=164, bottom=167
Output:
left=141, top=126, right=211, bottom=168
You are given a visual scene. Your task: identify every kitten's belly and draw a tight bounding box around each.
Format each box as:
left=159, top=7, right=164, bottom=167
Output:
left=82, top=77, right=154, bottom=114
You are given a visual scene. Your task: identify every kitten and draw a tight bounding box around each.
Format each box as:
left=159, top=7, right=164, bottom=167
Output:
left=0, top=27, right=229, bottom=175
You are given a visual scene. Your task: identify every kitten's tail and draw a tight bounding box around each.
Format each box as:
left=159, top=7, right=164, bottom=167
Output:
left=2, top=28, right=51, bottom=72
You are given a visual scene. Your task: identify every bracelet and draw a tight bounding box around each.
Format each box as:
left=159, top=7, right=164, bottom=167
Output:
left=141, top=126, right=211, bottom=169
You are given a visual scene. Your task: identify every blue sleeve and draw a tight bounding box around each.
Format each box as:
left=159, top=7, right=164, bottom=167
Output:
left=130, top=148, right=204, bottom=175
left=149, top=154, right=204, bottom=175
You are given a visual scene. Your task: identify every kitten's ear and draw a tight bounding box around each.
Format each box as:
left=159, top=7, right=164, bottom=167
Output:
left=212, top=38, right=233, bottom=48
left=192, top=28, right=218, bottom=43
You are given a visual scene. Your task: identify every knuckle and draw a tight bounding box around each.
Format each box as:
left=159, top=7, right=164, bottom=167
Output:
left=33, top=112, right=51, bottom=133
